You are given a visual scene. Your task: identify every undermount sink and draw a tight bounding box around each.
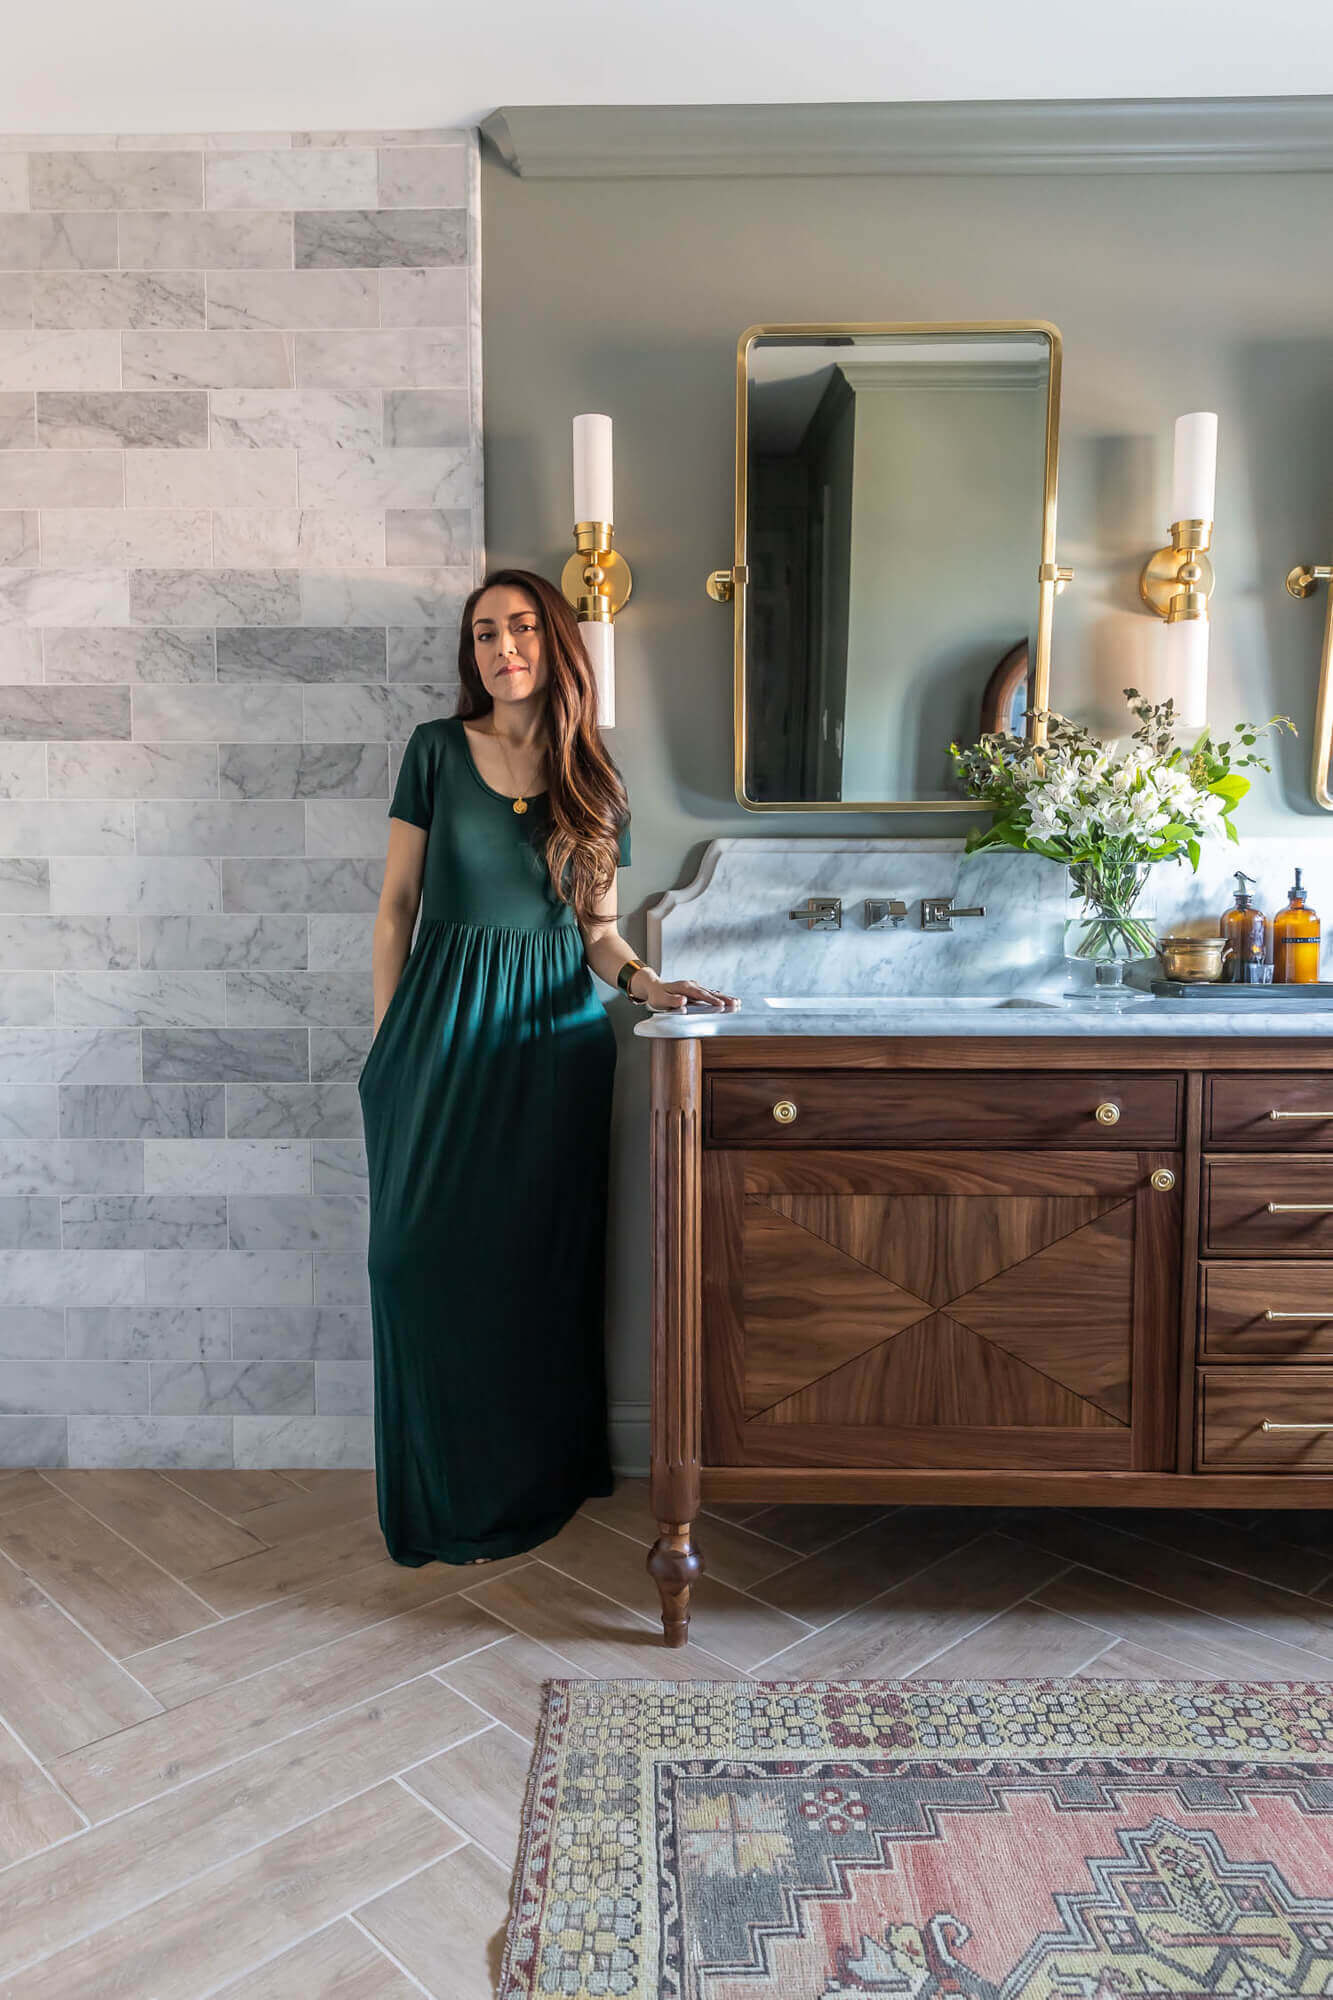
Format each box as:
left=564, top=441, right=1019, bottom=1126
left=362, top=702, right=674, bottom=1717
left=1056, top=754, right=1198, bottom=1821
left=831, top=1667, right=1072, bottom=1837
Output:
left=758, top=994, right=1065, bottom=1011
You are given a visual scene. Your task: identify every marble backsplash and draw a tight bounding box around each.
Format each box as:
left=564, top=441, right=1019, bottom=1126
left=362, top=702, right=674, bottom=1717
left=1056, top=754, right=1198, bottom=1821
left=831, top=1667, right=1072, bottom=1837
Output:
left=649, top=834, right=1333, bottom=996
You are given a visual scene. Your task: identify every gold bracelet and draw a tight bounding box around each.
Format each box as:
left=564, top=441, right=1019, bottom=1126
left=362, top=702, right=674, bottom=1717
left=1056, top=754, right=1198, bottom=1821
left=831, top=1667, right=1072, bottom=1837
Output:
left=616, top=955, right=648, bottom=1001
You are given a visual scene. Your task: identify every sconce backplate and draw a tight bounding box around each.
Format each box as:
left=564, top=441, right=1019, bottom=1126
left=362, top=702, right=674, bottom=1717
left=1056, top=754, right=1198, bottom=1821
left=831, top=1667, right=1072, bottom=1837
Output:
left=1140, top=545, right=1215, bottom=620
left=560, top=547, right=633, bottom=618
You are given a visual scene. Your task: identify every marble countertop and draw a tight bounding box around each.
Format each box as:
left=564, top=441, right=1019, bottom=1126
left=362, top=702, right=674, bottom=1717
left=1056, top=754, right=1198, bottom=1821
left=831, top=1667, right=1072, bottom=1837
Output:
left=632, top=995, right=1333, bottom=1039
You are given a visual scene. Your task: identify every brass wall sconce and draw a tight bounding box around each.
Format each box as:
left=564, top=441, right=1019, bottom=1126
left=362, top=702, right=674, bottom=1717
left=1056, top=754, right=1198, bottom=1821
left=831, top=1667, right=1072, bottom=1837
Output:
left=1139, top=412, right=1217, bottom=731
left=560, top=414, right=633, bottom=727
left=1286, top=560, right=1333, bottom=810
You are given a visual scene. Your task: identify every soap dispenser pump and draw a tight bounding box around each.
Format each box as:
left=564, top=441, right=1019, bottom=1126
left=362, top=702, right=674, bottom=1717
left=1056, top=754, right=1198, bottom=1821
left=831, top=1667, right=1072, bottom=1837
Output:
left=1221, top=870, right=1267, bottom=983
left=1273, top=868, right=1321, bottom=984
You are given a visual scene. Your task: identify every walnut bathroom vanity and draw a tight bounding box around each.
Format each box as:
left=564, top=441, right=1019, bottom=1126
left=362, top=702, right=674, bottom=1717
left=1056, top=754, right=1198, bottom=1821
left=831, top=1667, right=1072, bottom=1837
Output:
left=641, top=1022, right=1333, bottom=1646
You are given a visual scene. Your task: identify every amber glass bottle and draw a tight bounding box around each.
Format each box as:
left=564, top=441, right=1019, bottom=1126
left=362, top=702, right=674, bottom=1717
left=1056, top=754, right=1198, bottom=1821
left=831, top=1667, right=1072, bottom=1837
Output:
left=1221, top=871, right=1267, bottom=983
left=1273, top=868, right=1321, bottom=984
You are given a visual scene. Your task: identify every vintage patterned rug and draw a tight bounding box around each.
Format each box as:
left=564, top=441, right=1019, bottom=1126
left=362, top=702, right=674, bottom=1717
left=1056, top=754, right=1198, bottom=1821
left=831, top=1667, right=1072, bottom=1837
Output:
left=497, top=1677, right=1333, bottom=2000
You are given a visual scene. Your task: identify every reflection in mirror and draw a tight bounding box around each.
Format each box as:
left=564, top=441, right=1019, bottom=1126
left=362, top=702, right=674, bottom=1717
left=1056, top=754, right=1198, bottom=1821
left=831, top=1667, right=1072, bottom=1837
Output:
left=741, top=327, right=1058, bottom=807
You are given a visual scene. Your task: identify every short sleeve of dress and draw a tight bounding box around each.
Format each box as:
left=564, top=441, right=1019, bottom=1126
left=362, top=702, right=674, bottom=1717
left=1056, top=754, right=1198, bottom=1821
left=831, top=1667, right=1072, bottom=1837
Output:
left=617, top=820, right=631, bottom=868
left=388, top=725, right=434, bottom=830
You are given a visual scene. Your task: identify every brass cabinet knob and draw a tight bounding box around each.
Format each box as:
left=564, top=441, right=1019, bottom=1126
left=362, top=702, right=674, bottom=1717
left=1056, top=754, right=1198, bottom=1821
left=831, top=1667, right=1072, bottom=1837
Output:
left=1094, top=1102, right=1121, bottom=1126
left=1150, top=1167, right=1176, bottom=1192
left=772, top=1100, right=798, bottom=1125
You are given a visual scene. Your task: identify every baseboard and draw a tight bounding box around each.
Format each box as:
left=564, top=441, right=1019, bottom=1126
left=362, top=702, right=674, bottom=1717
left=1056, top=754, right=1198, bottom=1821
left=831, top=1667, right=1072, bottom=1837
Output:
left=609, top=1400, right=651, bottom=1479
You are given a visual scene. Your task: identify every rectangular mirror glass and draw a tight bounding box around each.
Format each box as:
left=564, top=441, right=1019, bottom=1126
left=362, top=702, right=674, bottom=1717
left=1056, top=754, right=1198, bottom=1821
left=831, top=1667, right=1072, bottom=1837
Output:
left=735, top=321, right=1063, bottom=810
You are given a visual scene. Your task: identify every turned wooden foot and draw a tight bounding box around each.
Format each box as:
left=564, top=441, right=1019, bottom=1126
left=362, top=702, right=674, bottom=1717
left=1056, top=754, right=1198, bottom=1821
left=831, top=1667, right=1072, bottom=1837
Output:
left=646, top=1520, right=705, bottom=1647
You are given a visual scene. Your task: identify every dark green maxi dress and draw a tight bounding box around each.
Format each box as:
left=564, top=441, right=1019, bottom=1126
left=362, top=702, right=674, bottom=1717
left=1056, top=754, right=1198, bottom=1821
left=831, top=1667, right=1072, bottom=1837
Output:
left=357, top=715, right=628, bottom=1565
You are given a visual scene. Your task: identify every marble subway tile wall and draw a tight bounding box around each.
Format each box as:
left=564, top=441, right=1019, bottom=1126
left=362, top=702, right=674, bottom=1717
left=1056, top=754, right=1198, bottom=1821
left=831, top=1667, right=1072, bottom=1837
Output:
left=0, top=129, right=483, bottom=1469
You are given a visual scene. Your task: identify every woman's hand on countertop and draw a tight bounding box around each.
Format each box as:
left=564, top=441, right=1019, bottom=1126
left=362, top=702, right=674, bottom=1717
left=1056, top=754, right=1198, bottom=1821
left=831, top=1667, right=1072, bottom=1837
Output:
left=634, top=970, right=738, bottom=1012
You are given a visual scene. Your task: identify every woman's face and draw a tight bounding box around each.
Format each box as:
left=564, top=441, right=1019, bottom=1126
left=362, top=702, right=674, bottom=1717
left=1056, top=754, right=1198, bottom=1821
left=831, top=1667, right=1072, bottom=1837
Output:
left=470, top=586, right=547, bottom=706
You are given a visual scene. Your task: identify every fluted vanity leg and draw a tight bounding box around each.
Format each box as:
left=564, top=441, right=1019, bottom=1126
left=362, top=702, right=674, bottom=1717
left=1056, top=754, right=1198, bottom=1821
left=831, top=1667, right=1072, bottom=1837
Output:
left=648, top=1039, right=705, bottom=1646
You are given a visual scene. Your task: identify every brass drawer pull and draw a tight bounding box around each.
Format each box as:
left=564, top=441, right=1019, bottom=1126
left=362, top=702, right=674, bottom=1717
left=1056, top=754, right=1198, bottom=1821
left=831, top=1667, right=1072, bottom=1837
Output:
left=1261, top=1419, right=1333, bottom=1432
left=1149, top=1167, right=1176, bottom=1192
left=1266, top=1201, right=1333, bottom=1213
left=1268, top=1108, right=1333, bottom=1119
left=1094, top=1102, right=1121, bottom=1125
left=772, top=1100, right=798, bottom=1125
left=1265, top=1309, right=1333, bottom=1320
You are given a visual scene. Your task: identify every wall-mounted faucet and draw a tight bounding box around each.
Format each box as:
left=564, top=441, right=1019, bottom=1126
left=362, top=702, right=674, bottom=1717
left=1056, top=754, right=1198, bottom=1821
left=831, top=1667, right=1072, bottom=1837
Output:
left=788, top=896, right=842, bottom=931
left=921, top=896, right=987, bottom=932
left=787, top=894, right=986, bottom=933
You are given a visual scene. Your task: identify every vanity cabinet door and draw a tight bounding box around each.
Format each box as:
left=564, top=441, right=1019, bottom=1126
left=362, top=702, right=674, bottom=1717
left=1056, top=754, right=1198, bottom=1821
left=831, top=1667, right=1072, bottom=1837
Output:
left=700, top=1148, right=1179, bottom=1473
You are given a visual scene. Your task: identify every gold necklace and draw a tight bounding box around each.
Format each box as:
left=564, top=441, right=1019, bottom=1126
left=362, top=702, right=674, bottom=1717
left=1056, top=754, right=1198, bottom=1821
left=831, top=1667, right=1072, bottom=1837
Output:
left=492, top=728, right=541, bottom=816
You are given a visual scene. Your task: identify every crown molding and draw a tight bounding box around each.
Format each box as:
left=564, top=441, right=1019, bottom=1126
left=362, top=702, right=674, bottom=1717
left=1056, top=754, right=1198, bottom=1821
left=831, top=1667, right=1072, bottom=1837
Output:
left=482, top=96, right=1333, bottom=180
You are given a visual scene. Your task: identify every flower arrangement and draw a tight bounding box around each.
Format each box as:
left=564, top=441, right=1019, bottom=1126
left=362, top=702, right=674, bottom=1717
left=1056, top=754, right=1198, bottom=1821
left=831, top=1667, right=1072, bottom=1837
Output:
left=950, top=691, right=1294, bottom=967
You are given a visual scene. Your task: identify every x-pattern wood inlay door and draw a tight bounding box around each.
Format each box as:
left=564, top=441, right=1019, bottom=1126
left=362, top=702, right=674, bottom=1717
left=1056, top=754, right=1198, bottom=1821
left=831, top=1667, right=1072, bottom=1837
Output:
left=701, top=1149, right=1180, bottom=1472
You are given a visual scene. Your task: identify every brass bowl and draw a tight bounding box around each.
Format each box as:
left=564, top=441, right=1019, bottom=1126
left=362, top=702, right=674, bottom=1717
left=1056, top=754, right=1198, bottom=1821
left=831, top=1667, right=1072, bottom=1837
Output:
left=1157, top=934, right=1227, bottom=982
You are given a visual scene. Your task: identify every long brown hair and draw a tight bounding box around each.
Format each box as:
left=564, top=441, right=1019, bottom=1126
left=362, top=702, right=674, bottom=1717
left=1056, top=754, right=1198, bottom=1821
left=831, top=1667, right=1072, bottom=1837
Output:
left=455, top=568, right=629, bottom=924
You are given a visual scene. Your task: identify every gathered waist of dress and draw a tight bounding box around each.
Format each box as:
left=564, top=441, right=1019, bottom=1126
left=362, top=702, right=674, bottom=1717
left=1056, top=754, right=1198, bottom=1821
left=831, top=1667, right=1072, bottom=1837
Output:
left=416, top=911, right=583, bottom=942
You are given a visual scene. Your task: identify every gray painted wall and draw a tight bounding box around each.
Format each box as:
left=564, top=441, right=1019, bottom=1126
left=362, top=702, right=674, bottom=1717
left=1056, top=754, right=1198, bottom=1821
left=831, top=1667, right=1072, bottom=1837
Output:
left=480, top=136, right=1333, bottom=1473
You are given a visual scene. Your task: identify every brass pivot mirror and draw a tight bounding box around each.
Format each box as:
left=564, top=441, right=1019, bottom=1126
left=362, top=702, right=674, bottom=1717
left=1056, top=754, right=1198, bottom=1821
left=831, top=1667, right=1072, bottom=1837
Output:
left=711, top=321, right=1070, bottom=811
left=1287, top=562, right=1333, bottom=810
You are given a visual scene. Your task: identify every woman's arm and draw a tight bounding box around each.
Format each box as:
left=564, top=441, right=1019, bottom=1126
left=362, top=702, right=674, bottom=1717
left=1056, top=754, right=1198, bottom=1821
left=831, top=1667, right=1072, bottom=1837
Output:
left=577, top=865, right=736, bottom=1013
left=370, top=819, right=428, bottom=1035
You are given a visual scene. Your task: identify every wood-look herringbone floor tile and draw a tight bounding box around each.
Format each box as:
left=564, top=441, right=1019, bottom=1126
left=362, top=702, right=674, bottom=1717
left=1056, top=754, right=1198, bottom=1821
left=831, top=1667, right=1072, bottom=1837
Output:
left=41, top=1469, right=267, bottom=1575
left=0, top=1721, right=86, bottom=1866
left=0, top=1470, right=56, bottom=1519
left=0, top=1678, right=486, bottom=1981
left=757, top=1531, right=1069, bottom=1676
left=435, top=1630, right=588, bottom=1741
left=356, top=1840, right=512, bottom=2000
left=53, top=1596, right=512, bottom=1821
left=0, top=1495, right=218, bottom=1656
left=903, top=1599, right=1116, bottom=1679
left=4, top=1472, right=1333, bottom=1999
left=1036, top=1565, right=1333, bottom=1678
left=157, top=1468, right=305, bottom=1519
left=4, top=1784, right=458, bottom=2000
left=1005, top=1509, right=1333, bottom=1663
left=0, top=1549, right=163, bottom=1762
left=124, top=1554, right=527, bottom=1707
left=403, top=1720, right=533, bottom=1869
left=750, top=1505, right=997, bottom=1625
left=209, top=1919, right=423, bottom=1999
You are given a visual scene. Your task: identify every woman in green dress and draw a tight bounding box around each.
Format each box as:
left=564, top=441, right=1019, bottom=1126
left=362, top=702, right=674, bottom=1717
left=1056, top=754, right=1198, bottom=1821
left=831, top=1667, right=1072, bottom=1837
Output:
left=358, top=568, right=735, bottom=1567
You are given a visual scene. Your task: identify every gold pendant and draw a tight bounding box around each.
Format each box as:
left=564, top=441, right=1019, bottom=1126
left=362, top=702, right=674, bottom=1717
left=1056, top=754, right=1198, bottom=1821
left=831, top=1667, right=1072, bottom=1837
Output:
left=512, top=798, right=527, bottom=815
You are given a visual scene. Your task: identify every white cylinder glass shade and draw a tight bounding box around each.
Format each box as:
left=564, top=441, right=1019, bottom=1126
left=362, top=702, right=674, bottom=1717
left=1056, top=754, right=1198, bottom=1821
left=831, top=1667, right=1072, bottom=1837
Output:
left=1170, top=411, right=1218, bottom=525
left=1164, top=613, right=1209, bottom=732
left=573, top=413, right=614, bottom=525
left=581, top=619, right=615, bottom=728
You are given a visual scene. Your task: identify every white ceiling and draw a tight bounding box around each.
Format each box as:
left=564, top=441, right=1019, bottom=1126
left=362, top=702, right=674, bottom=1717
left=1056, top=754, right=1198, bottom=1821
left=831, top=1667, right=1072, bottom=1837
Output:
left=8, top=0, right=1333, bottom=136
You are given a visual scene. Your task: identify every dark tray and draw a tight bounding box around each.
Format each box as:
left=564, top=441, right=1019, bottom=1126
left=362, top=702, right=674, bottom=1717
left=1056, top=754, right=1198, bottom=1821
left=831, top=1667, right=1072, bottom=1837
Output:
left=1151, top=978, right=1333, bottom=1003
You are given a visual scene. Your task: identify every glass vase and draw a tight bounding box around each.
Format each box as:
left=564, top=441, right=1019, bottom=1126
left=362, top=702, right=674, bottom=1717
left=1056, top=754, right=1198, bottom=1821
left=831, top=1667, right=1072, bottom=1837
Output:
left=1064, top=860, right=1156, bottom=1001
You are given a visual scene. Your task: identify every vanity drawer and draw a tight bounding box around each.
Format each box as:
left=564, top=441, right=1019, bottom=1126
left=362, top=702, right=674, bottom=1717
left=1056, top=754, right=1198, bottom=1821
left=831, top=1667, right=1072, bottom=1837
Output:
left=1206, top=1073, right=1333, bottom=1150
left=1199, top=1262, right=1333, bottom=1359
left=705, top=1070, right=1183, bottom=1149
left=1203, top=1158, right=1333, bottom=1255
left=1196, top=1367, right=1333, bottom=1471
